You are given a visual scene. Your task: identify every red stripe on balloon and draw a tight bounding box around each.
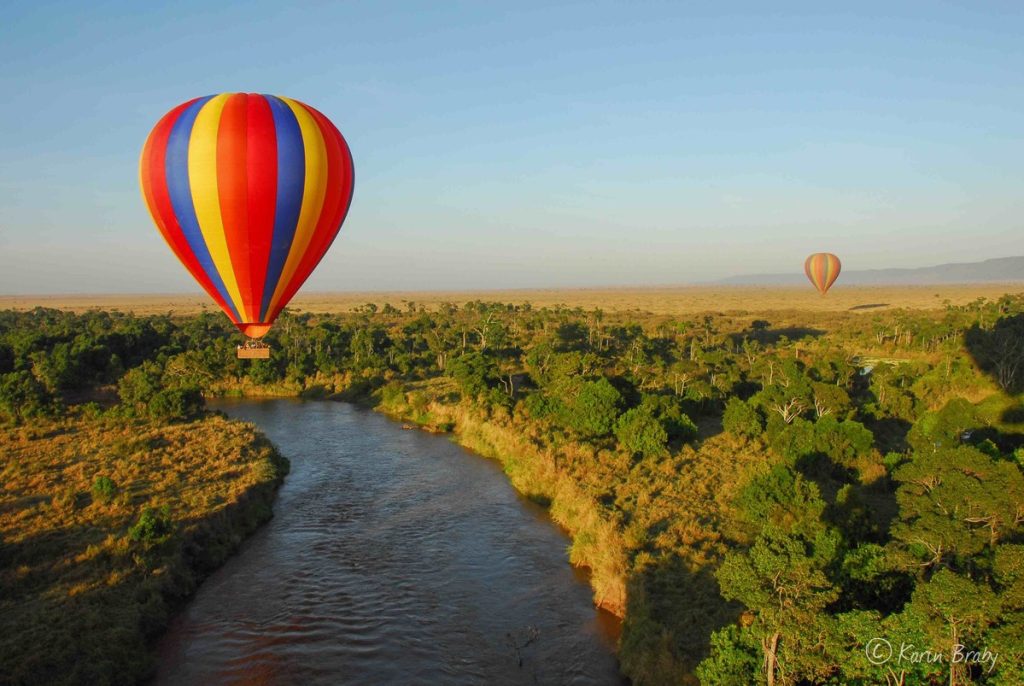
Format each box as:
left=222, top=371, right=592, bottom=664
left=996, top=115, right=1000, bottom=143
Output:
left=266, top=101, right=355, bottom=323
left=217, top=93, right=255, bottom=320
left=245, top=94, right=278, bottom=324
left=141, top=98, right=240, bottom=324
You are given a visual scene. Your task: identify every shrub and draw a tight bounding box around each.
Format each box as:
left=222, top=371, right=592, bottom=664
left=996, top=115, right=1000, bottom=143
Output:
left=117, top=362, right=163, bottom=409
left=147, top=386, right=204, bottom=421
left=128, top=506, right=173, bottom=544
left=523, top=391, right=559, bottom=420
left=380, top=380, right=407, bottom=409
left=561, top=378, right=622, bottom=438
left=723, top=397, right=763, bottom=439
left=615, top=407, right=669, bottom=457
left=449, top=351, right=494, bottom=397
left=639, top=394, right=699, bottom=442
left=906, top=397, right=979, bottom=453
left=0, top=370, right=57, bottom=423
left=91, top=476, right=118, bottom=504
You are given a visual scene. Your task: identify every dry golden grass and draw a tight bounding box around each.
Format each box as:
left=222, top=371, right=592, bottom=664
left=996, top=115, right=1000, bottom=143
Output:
left=3, top=282, right=1023, bottom=318
left=0, top=411, right=287, bottom=685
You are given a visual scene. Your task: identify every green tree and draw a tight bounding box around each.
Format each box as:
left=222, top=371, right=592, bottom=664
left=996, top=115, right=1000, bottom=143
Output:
left=615, top=406, right=669, bottom=457
left=147, top=386, right=204, bottom=421
left=906, top=398, right=980, bottom=454
left=715, top=524, right=841, bottom=685
left=695, top=625, right=761, bottom=686
left=117, top=361, right=163, bottom=410
left=449, top=351, right=494, bottom=398
left=560, top=378, right=622, bottom=438
left=890, top=446, right=1024, bottom=570
left=0, top=370, right=56, bottom=423
left=988, top=545, right=1024, bottom=685
left=128, top=506, right=173, bottom=546
left=723, top=397, right=763, bottom=439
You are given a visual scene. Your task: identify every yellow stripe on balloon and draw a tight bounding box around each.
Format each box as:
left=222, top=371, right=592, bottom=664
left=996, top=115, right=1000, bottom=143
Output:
left=265, top=97, right=329, bottom=317
left=187, top=94, right=249, bottom=321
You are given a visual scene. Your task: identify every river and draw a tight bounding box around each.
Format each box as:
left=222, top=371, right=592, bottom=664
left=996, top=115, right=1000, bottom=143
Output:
left=153, top=399, right=625, bottom=685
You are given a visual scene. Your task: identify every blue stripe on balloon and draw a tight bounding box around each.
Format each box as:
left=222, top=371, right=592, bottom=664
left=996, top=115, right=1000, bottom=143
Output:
left=259, top=95, right=306, bottom=321
left=164, top=95, right=242, bottom=323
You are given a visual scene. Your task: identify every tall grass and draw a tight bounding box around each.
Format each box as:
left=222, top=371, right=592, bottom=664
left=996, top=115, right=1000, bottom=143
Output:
left=0, top=410, right=288, bottom=685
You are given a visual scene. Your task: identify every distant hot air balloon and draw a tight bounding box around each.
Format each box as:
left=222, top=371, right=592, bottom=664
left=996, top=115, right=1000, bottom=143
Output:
left=139, top=93, right=354, bottom=354
left=804, top=253, right=841, bottom=295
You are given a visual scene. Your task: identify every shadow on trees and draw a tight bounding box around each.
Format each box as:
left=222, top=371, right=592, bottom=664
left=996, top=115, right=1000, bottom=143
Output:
left=794, top=451, right=856, bottom=500
left=621, top=552, right=739, bottom=683
left=964, top=313, right=1024, bottom=395
left=968, top=426, right=1024, bottom=454
left=731, top=323, right=825, bottom=346
left=695, top=412, right=724, bottom=441
left=792, top=451, right=900, bottom=546
left=865, top=416, right=912, bottom=454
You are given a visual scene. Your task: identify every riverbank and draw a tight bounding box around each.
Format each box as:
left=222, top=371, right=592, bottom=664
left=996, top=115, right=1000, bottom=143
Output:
left=0, top=410, right=289, bottom=685
left=360, top=378, right=755, bottom=685
left=380, top=394, right=630, bottom=615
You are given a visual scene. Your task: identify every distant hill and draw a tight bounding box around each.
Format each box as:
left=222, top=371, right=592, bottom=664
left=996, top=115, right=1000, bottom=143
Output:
left=717, top=256, right=1024, bottom=286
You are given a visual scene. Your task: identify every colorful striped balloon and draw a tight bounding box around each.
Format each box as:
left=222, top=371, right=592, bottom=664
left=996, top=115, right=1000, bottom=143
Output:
left=139, top=93, right=354, bottom=338
left=804, top=252, right=842, bottom=295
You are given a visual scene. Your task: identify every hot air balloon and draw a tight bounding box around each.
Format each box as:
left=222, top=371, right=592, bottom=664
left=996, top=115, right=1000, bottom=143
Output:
left=804, top=253, right=841, bottom=296
left=139, top=93, right=354, bottom=357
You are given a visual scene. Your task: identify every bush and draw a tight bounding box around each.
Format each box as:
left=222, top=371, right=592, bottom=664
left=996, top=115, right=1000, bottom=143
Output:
left=449, top=351, right=493, bottom=397
left=380, top=380, right=407, bottom=409
left=147, top=386, right=204, bottom=421
left=91, top=476, right=118, bottom=504
left=0, top=370, right=57, bottom=423
left=117, top=362, right=163, bottom=409
left=906, top=397, right=979, bottom=453
left=723, top=397, right=763, bottom=439
left=639, top=394, right=699, bottom=442
left=128, top=506, right=173, bottom=544
left=561, top=378, right=622, bottom=438
left=615, top=407, right=669, bottom=457
left=523, top=391, right=559, bottom=420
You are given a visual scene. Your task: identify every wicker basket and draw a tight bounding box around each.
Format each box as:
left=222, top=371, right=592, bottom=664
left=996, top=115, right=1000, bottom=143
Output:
left=237, top=346, right=271, bottom=359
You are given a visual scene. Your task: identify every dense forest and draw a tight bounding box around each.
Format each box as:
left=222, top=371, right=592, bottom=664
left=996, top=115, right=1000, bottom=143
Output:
left=3, top=295, right=1024, bottom=685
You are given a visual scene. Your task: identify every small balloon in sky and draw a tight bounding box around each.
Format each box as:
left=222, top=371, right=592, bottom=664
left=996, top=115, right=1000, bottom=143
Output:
left=804, top=252, right=841, bottom=295
left=139, top=93, right=355, bottom=340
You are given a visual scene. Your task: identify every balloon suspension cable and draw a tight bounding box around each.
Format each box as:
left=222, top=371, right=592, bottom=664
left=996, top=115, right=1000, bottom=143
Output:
left=240, top=337, right=271, bottom=350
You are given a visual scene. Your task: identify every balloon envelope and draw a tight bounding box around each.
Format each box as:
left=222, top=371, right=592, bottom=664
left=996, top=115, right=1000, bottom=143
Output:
left=139, top=93, right=354, bottom=337
left=804, top=253, right=841, bottom=295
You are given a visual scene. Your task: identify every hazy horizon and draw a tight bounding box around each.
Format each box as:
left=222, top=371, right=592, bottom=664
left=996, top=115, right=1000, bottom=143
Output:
left=2, top=2, right=1023, bottom=295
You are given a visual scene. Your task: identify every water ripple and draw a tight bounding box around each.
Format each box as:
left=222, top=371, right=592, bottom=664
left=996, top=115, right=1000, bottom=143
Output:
left=153, top=400, right=624, bottom=685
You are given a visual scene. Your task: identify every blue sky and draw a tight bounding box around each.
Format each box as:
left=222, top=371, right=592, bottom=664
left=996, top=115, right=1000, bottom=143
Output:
left=1, top=1, right=1022, bottom=293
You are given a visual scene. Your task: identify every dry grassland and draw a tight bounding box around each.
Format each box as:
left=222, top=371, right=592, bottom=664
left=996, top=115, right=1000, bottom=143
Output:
left=3, top=282, right=1023, bottom=317
left=0, top=412, right=288, bottom=684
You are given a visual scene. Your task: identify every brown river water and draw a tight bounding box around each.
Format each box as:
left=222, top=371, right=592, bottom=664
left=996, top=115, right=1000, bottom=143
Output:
left=152, top=399, right=625, bottom=685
